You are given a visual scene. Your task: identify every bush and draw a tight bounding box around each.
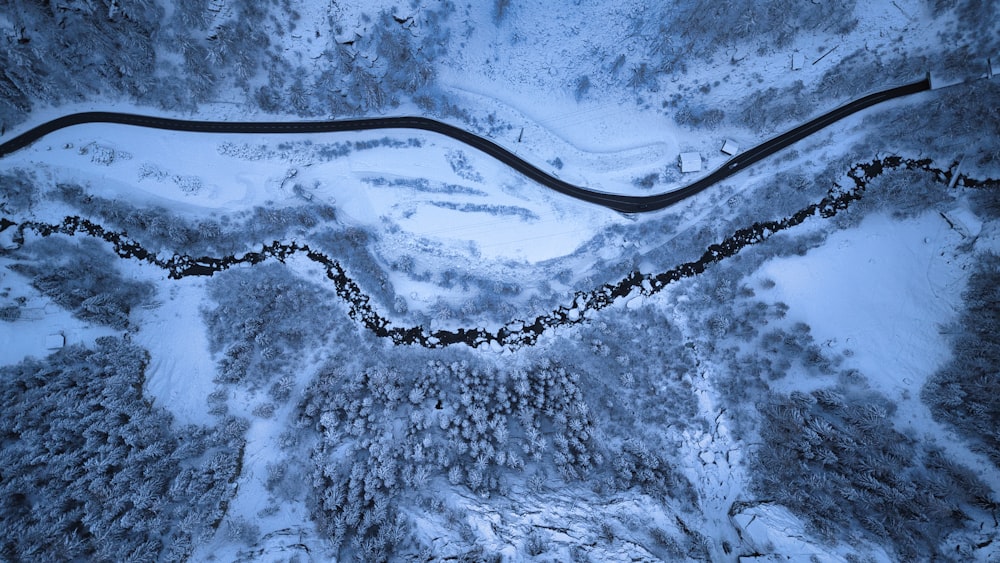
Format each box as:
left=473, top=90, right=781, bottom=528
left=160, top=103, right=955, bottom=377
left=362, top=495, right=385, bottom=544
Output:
left=203, top=263, right=340, bottom=388
left=0, top=305, right=21, bottom=322
left=309, top=227, right=399, bottom=314
left=612, top=439, right=693, bottom=504
left=844, top=168, right=951, bottom=222
left=9, top=237, right=154, bottom=329
left=674, top=105, right=726, bottom=129
left=633, top=172, right=659, bottom=190
left=54, top=183, right=337, bottom=256
left=735, top=81, right=813, bottom=133
left=574, top=75, right=591, bottom=101
left=0, top=170, right=37, bottom=214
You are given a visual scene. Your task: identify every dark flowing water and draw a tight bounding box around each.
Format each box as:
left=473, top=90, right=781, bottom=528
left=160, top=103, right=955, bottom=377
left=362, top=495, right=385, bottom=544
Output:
left=4, top=157, right=993, bottom=349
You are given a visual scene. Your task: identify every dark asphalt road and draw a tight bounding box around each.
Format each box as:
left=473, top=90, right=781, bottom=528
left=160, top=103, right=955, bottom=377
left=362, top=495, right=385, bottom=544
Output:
left=0, top=77, right=930, bottom=213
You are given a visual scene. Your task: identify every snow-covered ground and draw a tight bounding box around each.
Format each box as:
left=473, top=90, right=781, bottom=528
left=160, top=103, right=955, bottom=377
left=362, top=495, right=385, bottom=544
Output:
left=756, top=208, right=1000, bottom=512
left=433, top=0, right=955, bottom=193
left=132, top=279, right=218, bottom=426
left=4, top=120, right=628, bottom=264
left=0, top=267, right=119, bottom=366
left=2, top=0, right=999, bottom=561
left=758, top=211, right=966, bottom=399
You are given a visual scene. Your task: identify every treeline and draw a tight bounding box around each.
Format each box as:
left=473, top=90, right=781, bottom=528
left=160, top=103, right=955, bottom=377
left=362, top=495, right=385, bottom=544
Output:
left=0, top=337, right=246, bottom=561
left=754, top=388, right=994, bottom=559
left=732, top=17, right=996, bottom=134
left=833, top=168, right=951, bottom=230
left=645, top=204, right=996, bottom=559
left=285, top=288, right=711, bottom=559
left=931, top=0, right=1000, bottom=69
left=1, top=1, right=453, bottom=131
left=171, top=0, right=271, bottom=95
left=9, top=237, right=155, bottom=330
left=0, top=0, right=276, bottom=125
left=862, top=79, right=1000, bottom=170
left=552, top=306, right=703, bottom=510
left=256, top=9, right=445, bottom=115
left=923, top=253, right=1000, bottom=467
left=0, top=0, right=162, bottom=129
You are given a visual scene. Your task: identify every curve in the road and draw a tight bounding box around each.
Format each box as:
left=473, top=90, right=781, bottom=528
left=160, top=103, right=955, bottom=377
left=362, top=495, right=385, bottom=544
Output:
left=0, top=78, right=931, bottom=213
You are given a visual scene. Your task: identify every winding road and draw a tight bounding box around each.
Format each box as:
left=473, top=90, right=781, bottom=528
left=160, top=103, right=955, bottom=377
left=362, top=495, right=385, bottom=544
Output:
left=0, top=78, right=930, bottom=213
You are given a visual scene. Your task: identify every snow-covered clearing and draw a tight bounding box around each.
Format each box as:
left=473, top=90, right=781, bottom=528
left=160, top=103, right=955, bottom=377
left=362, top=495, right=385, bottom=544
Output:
left=4, top=120, right=628, bottom=264
left=757, top=211, right=967, bottom=399
left=756, top=208, right=1000, bottom=501
left=0, top=267, right=119, bottom=366
left=132, top=279, right=217, bottom=427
